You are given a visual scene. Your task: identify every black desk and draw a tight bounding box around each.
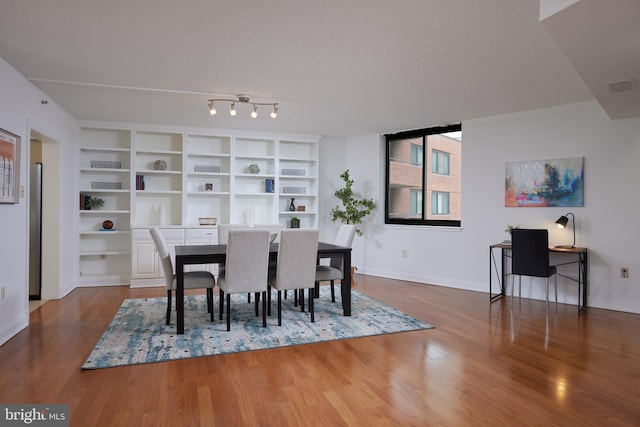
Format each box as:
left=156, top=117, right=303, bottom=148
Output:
left=174, top=242, right=352, bottom=334
left=489, top=242, right=588, bottom=314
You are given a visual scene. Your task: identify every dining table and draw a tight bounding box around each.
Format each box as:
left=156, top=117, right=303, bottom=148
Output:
left=174, top=241, right=352, bottom=334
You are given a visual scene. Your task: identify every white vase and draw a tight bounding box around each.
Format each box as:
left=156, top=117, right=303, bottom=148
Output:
left=158, top=203, right=166, bottom=225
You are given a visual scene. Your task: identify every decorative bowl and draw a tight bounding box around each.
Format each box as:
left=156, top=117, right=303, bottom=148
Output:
left=198, top=217, right=217, bottom=226
left=154, top=160, right=167, bottom=170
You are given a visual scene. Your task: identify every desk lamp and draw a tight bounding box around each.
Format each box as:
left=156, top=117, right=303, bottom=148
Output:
left=555, top=212, right=575, bottom=248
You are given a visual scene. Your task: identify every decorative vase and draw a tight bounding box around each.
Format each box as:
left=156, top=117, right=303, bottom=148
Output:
left=153, top=160, right=167, bottom=170
left=158, top=203, right=166, bottom=225
left=289, top=198, right=296, bottom=211
left=248, top=164, right=260, bottom=174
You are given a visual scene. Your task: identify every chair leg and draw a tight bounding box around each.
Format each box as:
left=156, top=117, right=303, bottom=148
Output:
left=207, top=288, right=214, bottom=322
left=254, top=292, right=260, bottom=316
left=546, top=278, right=550, bottom=311
left=314, top=282, right=320, bottom=298
left=510, top=275, right=515, bottom=307
left=248, top=293, right=251, bottom=303
left=330, top=280, right=335, bottom=303
left=267, top=286, right=272, bottom=316
left=299, top=289, right=305, bottom=312
left=309, top=287, right=315, bottom=322
left=226, top=293, right=231, bottom=331
left=277, top=291, right=282, bottom=326
left=554, top=275, right=558, bottom=310
left=166, top=290, right=172, bottom=325
left=219, top=289, right=224, bottom=321
left=262, top=291, right=267, bottom=327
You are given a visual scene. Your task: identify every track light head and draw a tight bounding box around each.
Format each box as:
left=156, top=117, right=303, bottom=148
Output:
left=208, top=101, right=216, bottom=116
left=271, top=105, right=279, bottom=119
left=229, top=102, right=237, bottom=116
left=251, top=105, right=258, bottom=118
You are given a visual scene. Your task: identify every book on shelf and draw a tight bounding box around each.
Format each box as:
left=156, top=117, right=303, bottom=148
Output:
left=136, top=174, right=145, bottom=190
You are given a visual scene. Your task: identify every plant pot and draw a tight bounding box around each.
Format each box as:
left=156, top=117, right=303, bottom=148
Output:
left=290, top=218, right=300, bottom=228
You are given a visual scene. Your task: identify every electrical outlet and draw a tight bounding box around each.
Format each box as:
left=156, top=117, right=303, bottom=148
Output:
left=402, top=249, right=407, bottom=258
left=621, top=267, right=629, bottom=278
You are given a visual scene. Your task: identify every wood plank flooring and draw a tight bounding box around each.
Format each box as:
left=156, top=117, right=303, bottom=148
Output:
left=1, top=275, right=639, bottom=426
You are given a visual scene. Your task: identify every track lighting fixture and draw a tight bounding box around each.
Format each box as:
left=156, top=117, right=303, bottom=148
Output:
left=207, top=94, right=279, bottom=119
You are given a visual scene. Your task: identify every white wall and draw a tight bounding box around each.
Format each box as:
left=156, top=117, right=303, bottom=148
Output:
left=0, top=57, right=76, bottom=346
left=335, top=101, right=640, bottom=314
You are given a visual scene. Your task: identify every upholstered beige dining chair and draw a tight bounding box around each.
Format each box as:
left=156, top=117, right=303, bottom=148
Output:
left=150, top=227, right=216, bottom=324
left=268, top=229, right=319, bottom=324
left=315, top=224, right=356, bottom=304
left=217, top=229, right=271, bottom=331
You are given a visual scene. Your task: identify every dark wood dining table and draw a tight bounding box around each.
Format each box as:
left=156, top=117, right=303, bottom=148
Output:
left=174, top=241, right=352, bottom=334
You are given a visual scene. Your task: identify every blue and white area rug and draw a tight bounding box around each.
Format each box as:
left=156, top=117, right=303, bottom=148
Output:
left=82, top=288, right=434, bottom=369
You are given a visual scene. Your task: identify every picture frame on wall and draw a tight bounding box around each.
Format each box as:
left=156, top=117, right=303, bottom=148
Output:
left=505, top=157, right=584, bottom=207
left=0, top=128, right=21, bottom=204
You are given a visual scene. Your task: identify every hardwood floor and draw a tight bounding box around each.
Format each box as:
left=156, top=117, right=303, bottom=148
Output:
left=2, top=275, right=639, bottom=426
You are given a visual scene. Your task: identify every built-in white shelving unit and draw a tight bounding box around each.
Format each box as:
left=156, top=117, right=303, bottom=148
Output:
left=76, top=122, right=319, bottom=286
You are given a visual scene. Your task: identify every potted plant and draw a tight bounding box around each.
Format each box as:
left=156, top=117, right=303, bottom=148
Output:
left=330, top=169, right=376, bottom=236
left=290, top=216, right=300, bottom=228
left=86, top=196, right=104, bottom=210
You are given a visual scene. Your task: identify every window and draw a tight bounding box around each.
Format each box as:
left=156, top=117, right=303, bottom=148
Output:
left=431, top=191, right=450, bottom=215
left=432, top=150, right=450, bottom=175
left=385, top=124, right=461, bottom=227
left=410, top=144, right=423, bottom=166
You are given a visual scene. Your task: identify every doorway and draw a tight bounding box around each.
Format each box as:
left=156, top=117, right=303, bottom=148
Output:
left=28, top=129, right=61, bottom=301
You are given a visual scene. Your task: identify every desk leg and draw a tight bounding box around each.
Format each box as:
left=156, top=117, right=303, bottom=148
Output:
left=176, top=259, right=185, bottom=334
left=489, top=247, right=505, bottom=301
left=341, top=250, right=352, bottom=316
left=579, top=251, right=588, bottom=315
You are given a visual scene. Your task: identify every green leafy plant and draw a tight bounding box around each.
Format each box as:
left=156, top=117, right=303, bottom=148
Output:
left=330, top=170, right=376, bottom=236
left=87, top=196, right=105, bottom=209
left=505, top=224, right=520, bottom=234
left=290, top=216, right=300, bottom=228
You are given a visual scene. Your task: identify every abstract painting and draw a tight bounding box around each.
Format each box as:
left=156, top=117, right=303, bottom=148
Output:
left=0, top=128, right=20, bottom=204
left=505, top=157, right=583, bottom=207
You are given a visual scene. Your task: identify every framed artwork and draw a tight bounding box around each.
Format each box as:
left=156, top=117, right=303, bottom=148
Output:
left=505, top=157, right=583, bottom=207
left=0, top=128, right=21, bottom=204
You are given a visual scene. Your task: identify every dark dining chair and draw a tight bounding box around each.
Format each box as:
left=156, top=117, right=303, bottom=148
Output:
left=511, top=228, right=557, bottom=310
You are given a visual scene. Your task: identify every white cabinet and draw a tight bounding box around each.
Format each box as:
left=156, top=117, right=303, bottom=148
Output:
left=131, top=228, right=184, bottom=287
left=76, top=121, right=319, bottom=287
left=184, top=228, right=219, bottom=274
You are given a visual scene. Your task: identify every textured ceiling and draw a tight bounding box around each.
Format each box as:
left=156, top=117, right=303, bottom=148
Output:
left=0, top=0, right=634, bottom=137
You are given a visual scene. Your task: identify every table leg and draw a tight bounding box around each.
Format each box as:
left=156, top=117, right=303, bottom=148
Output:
left=176, top=258, right=185, bottom=334
left=341, top=250, right=352, bottom=316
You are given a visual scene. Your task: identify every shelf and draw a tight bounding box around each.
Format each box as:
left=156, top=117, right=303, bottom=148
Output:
left=79, top=250, right=131, bottom=256
left=136, top=190, right=182, bottom=195
left=136, top=149, right=182, bottom=155
left=80, top=147, right=130, bottom=153
left=79, top=210, right=130, bottom=214
left=79, top=230, right=131, bottom=235
left=187, top=191, right=230, bottom=196
left=80, top=167, right=131, bottom=173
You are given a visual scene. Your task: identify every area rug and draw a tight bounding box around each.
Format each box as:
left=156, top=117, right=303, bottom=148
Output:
left=82, top=288, right=434, bottom=369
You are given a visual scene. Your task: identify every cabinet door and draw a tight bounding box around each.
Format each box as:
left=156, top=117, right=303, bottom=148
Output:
left=133, top=241, right=158, bottom=278
left=184, top=229, right=218, bottom=274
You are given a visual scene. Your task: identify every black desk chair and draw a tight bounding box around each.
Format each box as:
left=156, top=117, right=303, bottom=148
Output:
left=511, top=229, right=557, bottom=310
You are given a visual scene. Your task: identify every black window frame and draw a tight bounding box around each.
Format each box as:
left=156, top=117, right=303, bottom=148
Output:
left=384, top=123, right=461, bottom=227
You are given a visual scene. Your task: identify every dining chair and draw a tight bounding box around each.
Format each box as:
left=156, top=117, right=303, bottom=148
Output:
left=149, top=228, right=216, bottom=324
left=511, top=228, right=558, bottom=310
left=253, top=223, right=283, bottom=243
left=217, top=229, right=271, bottom=331
left=315, top=224, right=357, bottom=304
left=268, top=229, right=319, bottom=324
